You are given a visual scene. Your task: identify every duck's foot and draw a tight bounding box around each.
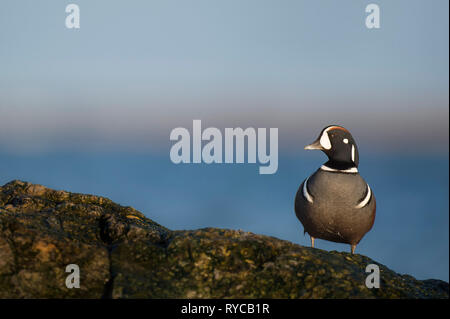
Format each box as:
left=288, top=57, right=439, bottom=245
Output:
left=351, top=244, right=356, bottom=254
left=310, top=236, right=315, bottom=248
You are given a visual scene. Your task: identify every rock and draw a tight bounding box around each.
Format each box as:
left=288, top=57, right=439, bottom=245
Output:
left=0, top=180, right=448, bottom=298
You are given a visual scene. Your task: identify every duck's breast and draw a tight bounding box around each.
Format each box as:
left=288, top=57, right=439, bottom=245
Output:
left=295, top=169, right=376, bottom=244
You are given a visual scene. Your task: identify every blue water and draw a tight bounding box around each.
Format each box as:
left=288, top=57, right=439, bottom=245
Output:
left=0, top=151, right=448, bottom=282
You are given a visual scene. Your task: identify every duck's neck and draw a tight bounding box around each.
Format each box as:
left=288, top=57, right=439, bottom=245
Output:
left=322, top=160, right=358, bottom=171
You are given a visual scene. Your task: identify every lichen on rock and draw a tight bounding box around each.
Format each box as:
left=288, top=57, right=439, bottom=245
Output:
left=0, top=180, right=448, bottom=298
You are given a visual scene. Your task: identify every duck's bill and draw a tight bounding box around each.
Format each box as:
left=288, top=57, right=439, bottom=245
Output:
left=304, top=140, right=324, bottom=150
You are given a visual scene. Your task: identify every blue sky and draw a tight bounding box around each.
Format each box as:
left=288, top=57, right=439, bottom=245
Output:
left=0, top=0, right=448, bottom=153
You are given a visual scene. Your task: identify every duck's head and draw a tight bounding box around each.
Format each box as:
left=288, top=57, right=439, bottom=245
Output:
left=305, top=125, right=359, bottom=169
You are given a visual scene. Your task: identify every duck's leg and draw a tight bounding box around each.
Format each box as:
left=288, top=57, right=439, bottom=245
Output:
left=310, top=236, right=315, bottom=248
left=351, top=244, right=356, bottom=254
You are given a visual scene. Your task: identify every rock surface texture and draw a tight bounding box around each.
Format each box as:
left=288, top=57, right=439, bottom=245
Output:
left=0, top=180, right=448, bottom=298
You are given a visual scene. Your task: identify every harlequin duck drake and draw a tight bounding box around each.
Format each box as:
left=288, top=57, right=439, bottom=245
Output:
left=294, top=125, right=376, bottom=254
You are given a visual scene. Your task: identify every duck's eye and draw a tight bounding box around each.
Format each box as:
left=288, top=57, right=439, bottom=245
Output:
left=343, top=138, right=349, bottom=144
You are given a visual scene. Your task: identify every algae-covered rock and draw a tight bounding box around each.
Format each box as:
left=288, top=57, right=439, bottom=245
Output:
left=0, top=180, right=448, bottom=298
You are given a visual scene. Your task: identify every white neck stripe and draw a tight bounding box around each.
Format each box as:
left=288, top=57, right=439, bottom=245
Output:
left=320, top=165, right=358, bottom=173
left=351, top=145, right=356, bottom=163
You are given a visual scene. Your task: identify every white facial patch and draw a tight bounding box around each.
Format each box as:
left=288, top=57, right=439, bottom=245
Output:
left=343, top=138, right=349, bottom=144
left=319, top=130, right=332, bottom=150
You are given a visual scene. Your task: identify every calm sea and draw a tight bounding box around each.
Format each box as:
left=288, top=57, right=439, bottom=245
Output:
left=1, top=151, right=448, bottom=282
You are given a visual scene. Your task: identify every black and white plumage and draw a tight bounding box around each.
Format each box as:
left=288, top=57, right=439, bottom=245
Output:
left=295, top=125, right=376, bottom=254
